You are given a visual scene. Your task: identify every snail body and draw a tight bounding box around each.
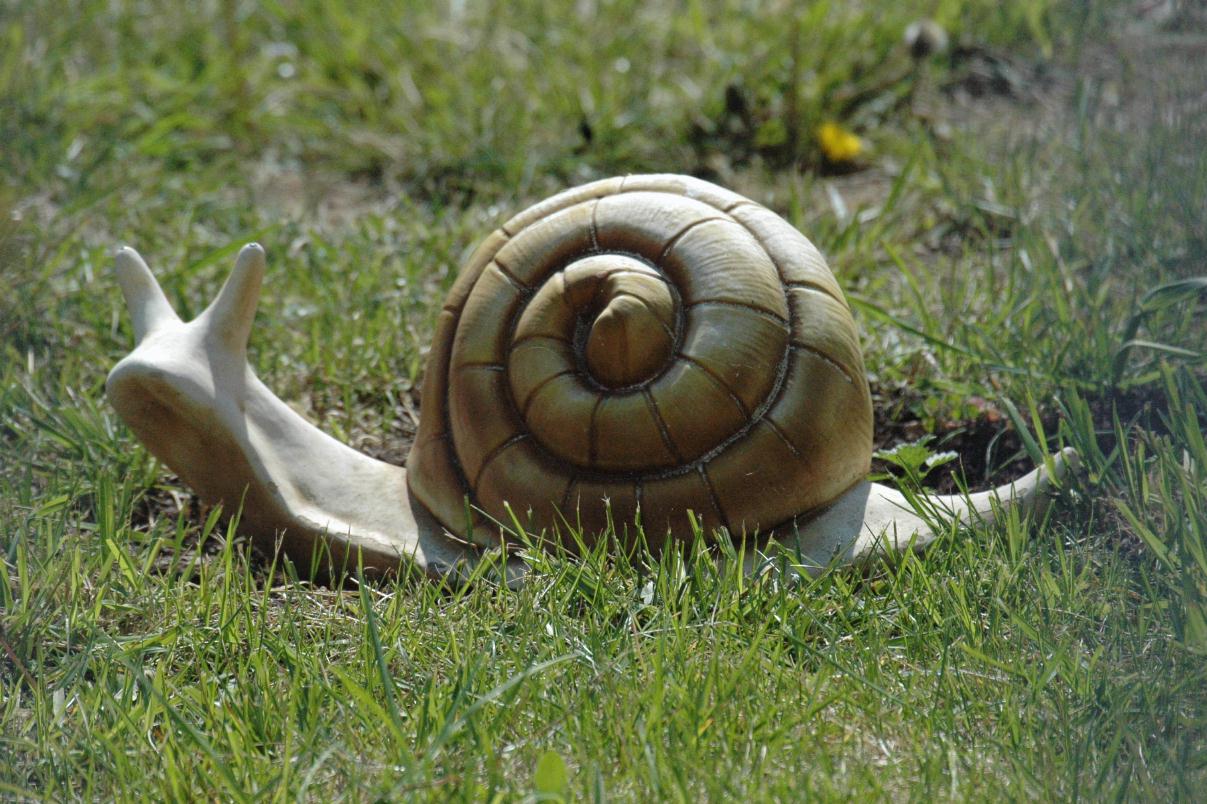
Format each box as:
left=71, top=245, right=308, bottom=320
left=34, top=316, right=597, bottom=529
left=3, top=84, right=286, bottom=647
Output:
left=106, top=175, right=1075, bottom=581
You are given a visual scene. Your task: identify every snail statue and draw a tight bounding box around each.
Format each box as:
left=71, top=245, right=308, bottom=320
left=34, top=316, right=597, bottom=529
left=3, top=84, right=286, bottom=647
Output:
left=106, top=174, right=1077, bottom=582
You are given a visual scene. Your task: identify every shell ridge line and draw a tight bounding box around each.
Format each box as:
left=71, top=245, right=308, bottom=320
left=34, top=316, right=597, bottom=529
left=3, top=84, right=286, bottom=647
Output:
left=737, top=332, right=794, bottom=432
left=660, top=325, right=794, bottom=473
left=548, top=473, right=578, bottom=538
left=498, top=182, right=735, bottom=250
left=490, top=256, right=532, bottom=293
left=728, top=205, right=789, bottom=287
left=576, top=251, right=688, bottom=369
left=558, top=247, right=691, bottom=392
left=585, top=265, right=665, bottom=281
left=414, top=428, right=450, bottom=449
left=443, top=229, right=513, bottom=312
left=727, top=204, right=849, bottom=311
left=786, top=295, right=863, bottom=384
left=676, top=353, right=750, bottom=417
left=688, top=299, right=790, bottom=328
left=589, top=198, right=601, bottom=252
left=512, top=331, right=572, bottom=349
left=499, top=423, right=679, bottom=486
left=785, top=279, right=851, bottom=311
left=788, top=343, right=859, bottom=387
left=643, top=388, right=684, bottom=464
left=409, top=434, right=478, bottom=546
left=471, top=432, right=530, bottom=492
left=456, top=362, right=506, bottom=372
left=692, top=198, right=803, bottom=451
left=678, top=357, right=750, bottom=422
left=560, top=265, right=666, bottom=304
left=552, top=271, right=576, bottom=323
left=531, top=271, right=576, bottom=344
left=587, top=395, right=605, bottom=469
left=763, top=417, right=804, bottom=460
left=606, top=181, right=737, bottom=216
left=560, top=475, right=579, bottom=526
left=572, top=456, right=695, bottom=486
left=718, top=199, right=856, bottom=339
left=453, top=274, right=544, bottom=518
left=536, top=250, right=663, bottom=303
left=656, top=216, right=732, bottom=263
left=421, top=314, right=487, bottom=541
left=698, top=464, right=732, bottom=536
left=494, top=245, right=605, bottom=487
left=611, top=289, right=677, bottom=343
left=518, top=368, right=576, bottom=419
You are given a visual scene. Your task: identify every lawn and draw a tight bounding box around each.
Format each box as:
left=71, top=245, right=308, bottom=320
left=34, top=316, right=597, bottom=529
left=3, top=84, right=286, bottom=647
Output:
left=2, top=0, right=1206, bottom=799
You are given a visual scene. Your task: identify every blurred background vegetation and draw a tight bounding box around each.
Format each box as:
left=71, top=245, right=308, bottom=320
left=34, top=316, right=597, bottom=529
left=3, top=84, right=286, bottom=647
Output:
left=2, top=0, right=1082, bottom=195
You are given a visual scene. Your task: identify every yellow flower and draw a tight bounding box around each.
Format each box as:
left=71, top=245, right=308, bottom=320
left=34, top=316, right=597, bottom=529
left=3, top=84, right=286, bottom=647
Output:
left=817, top=121, right=863, bottom=163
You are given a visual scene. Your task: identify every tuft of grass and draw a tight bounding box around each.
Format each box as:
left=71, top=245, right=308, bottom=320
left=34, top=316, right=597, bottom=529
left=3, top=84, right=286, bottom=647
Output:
left=3, top=0, right=1206, bottom=799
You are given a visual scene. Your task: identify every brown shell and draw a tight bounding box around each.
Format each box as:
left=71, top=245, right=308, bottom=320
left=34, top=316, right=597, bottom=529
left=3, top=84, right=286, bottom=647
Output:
left=407, top=174, right=872, bottom=549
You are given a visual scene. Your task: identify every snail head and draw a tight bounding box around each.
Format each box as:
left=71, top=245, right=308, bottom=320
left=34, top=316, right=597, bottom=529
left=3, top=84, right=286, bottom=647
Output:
left=106, top=243, right=503, bottom=581
left=106, top=244, right=266, bottom=507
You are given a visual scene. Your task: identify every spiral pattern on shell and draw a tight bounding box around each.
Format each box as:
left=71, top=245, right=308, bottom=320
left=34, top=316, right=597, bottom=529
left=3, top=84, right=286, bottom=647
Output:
left=407, top=174, right=873, bottom=549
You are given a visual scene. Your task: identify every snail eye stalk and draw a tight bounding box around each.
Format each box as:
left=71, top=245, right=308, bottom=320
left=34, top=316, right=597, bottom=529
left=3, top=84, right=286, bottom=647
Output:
left=199, top=243, right=265, bottom=355
left=114, top=246, right=181, bottom=343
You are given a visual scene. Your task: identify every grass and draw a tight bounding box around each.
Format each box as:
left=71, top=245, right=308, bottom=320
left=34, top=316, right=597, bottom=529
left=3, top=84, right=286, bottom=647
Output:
left=3, top=0, right=1206, bottom=799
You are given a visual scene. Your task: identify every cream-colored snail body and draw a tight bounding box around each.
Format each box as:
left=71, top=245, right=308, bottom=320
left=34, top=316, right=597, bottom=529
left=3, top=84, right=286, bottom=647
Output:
left=106, top=174, right=1077, bottom=582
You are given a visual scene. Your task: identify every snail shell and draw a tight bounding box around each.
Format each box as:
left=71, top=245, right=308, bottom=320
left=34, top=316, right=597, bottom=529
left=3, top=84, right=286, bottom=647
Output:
left=407, top=174, right=873, bottom=549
